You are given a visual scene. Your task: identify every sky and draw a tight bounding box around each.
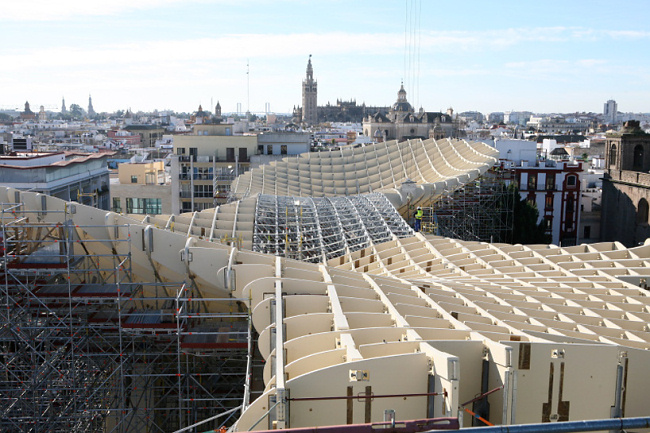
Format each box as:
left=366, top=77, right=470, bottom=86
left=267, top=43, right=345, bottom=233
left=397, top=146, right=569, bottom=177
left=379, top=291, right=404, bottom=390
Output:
left=2, top=0, right=650, bottom=116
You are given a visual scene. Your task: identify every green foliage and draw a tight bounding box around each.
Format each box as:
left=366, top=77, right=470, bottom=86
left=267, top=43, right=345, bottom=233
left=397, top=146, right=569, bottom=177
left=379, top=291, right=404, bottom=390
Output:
left=69, top=104, right=85, bottom=119
left=511, top=186, right=551, bottom=244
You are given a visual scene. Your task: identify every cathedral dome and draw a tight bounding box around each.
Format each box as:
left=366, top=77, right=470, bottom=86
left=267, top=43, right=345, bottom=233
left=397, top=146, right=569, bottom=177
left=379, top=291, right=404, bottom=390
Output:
left=391, top=83, right=413, bottom=113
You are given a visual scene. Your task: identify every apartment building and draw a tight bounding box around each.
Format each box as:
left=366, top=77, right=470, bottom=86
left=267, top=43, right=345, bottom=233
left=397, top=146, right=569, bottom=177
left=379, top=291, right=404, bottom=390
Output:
left=495, top=139, right=582, bottom=245
left=172, top=124, right=257, bottom=213
left=110, top=160, right=176, bottom=215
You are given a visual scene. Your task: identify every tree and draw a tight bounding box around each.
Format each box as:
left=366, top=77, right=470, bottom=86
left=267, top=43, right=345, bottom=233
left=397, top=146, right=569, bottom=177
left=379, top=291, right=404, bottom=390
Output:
left=69, top=104, right=85, bottom=119
left=511, top=187, right=551, bottom=244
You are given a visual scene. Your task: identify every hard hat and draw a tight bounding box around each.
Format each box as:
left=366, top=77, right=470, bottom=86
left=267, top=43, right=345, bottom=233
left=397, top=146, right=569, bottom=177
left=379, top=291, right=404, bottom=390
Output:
left=417, top=206, right=421, bottom=210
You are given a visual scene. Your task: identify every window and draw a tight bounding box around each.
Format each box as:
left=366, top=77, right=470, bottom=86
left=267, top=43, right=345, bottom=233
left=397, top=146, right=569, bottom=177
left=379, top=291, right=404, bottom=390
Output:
left=126, top=198, right=162, bottom=215
left=634, top=145, right=644, bottom=171
left=609, top=143, right=617, bottom=166
left=566, top=175, right=576, bottom=187
left=145, top=172, right=156, bottom=185
left=267, top=145, right=273, bottom=155
left=112, top=198, right=121, bottom=213
left=181, top=166, right=190, bottom=180
left=584, top=225, right=591, bottom=239
left=177, top=147, right=185, bottom=155
left=144, top=199, right=162, bottom=214
left=545, top=174, right=555, bottom=190
left=545, top=195, right=553, bottom=210
left=281, top=145, right=287, bottom=155
left=226, top=148, right=235, bottom=161
left=131, top=175, right=138, bottom=183
left=527, top=174, right=537, bottom=191
left=189, top=147, right=198, bottom=162
left=193, top=184, right=213, bottom=198
left=196, top=167, right=213, bottom=180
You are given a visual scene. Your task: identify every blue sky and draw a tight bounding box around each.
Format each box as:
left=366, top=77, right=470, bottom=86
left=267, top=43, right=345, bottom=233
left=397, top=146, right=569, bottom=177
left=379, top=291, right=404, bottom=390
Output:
left=2, top=0, right=650, bottom=115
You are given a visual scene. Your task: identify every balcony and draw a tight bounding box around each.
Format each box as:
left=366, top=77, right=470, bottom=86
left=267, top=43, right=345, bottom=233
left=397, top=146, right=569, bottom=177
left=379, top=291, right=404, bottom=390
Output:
left=178, top=155, right=253, bottom=164
left=179, top=174, right=214, bottom=181
left=214, top=173, right=236, bottom=182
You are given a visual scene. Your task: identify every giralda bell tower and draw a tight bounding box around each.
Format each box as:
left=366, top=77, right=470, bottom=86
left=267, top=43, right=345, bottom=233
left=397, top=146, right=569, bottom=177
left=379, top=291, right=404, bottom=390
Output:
left=301, top=55, right=317, bottom=125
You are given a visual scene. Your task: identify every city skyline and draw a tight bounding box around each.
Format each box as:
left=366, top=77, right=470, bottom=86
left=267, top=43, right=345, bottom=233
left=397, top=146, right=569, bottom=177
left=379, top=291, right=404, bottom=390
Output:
left=2, top=0, right=650, bottom=115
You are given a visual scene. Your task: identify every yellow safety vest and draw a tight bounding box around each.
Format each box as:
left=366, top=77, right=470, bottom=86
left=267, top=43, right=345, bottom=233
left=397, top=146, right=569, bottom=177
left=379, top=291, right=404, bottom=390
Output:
left=415, top=209, right=423, bottom=220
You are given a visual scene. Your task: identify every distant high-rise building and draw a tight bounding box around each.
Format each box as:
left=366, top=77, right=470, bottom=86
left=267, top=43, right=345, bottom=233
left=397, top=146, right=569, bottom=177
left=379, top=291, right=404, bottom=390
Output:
left=88, top=95, right=95, bottom=118
left=61, top=97, right=67, bottom=113
left=301, top=55, right=317, bottom=125
left=604, top=99, right=617, bottom=124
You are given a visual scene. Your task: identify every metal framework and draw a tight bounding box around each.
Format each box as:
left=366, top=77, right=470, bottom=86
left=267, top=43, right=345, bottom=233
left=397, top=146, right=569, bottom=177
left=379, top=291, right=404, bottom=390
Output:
left=421, top=167, right=516, bottom=243
left=230, top=138, right=500, bottom=213
left=252, top=193, right=413, bottom=262
left=0, top=202, right=251, bottom=433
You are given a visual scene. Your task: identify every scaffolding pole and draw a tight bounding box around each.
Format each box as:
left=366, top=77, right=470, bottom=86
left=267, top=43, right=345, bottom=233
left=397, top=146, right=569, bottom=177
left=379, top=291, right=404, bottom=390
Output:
left=421, top=167, right=516, bottom=243
left=0, top=202, right=252, bottom=433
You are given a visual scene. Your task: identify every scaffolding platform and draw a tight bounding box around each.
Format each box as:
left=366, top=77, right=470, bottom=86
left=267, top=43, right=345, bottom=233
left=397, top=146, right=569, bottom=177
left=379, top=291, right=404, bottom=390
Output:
left=121, top=308, right=179, bottom=330
left=181, top=324, right=249, bottom=350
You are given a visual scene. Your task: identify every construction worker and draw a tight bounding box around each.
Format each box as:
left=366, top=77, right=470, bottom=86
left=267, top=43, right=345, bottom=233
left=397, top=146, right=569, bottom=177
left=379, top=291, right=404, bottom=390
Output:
left=414, top=206, right=423, bottom=232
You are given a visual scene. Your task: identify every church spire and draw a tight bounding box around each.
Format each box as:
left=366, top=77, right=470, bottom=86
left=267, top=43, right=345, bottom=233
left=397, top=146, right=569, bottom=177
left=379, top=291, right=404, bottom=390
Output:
left=88, top=94, right=95, bottom=117
left=306, top=54, right=313, bottom=80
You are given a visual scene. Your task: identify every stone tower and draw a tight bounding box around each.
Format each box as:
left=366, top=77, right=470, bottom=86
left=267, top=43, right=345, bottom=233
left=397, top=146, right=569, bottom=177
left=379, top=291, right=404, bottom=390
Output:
left=61, top=97, right=67, bottom=113
left=301, top=55, right=317, bottom=125
left=88, top=95, right=95, bottom=118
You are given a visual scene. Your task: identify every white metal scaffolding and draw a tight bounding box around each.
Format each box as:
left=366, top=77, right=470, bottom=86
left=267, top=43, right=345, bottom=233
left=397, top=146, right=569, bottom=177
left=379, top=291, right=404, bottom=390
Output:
left=0, top=202, right=252, bottom=432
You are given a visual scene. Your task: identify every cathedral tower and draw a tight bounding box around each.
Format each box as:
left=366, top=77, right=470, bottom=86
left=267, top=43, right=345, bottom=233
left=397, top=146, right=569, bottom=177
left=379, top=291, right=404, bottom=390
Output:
left=301, top=55, right=317, bottom=125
